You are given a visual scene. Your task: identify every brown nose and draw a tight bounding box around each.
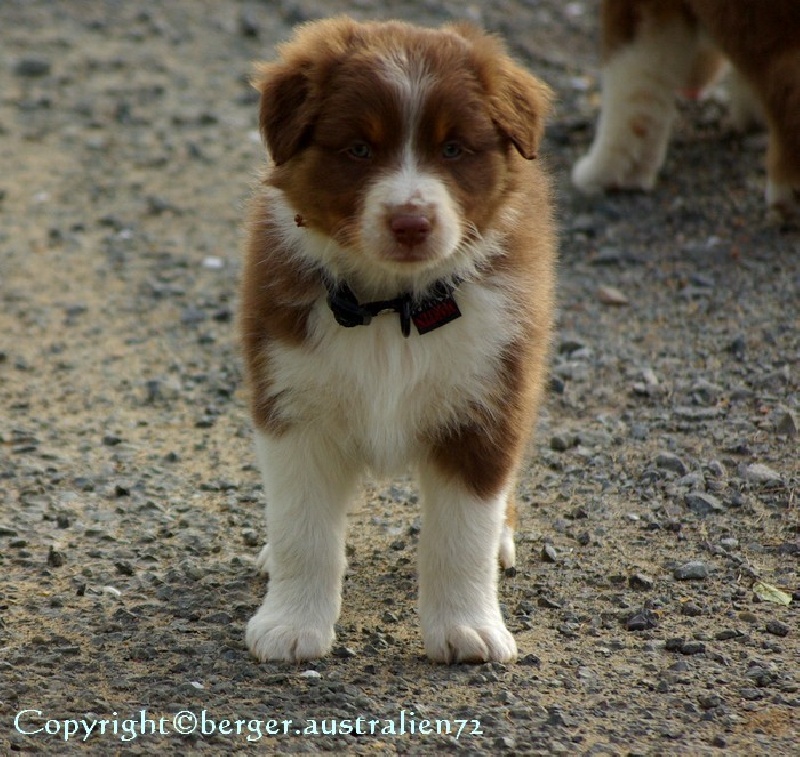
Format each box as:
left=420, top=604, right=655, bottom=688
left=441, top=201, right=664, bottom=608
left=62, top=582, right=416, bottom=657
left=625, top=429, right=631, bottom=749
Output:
left=390, top=213, right=431, bottom=247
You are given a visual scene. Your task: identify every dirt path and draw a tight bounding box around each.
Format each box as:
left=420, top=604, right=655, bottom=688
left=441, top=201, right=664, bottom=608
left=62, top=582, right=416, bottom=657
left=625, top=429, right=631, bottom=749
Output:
left=1, top=1, right=797, bottom=754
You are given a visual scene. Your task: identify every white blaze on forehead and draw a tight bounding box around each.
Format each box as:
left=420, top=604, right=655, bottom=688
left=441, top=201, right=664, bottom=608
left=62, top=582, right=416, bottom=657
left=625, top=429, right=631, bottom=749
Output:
left=355, top=48, right=462, bottom=271
left=379, top=50, right=434, bottom=169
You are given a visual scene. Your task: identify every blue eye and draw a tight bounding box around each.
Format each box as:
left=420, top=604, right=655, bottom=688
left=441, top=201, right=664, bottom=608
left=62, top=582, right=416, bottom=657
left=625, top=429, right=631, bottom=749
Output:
left=441, top=141, right=463, bottom=159
left=346, top=141, right=372, bottom=160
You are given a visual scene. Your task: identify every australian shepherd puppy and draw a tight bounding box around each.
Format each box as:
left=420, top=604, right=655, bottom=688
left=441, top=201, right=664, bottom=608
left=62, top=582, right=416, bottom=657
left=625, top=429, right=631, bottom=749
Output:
left=240, top=17, right=556, bottom=664
left=573, top=0, right=800, bottom=221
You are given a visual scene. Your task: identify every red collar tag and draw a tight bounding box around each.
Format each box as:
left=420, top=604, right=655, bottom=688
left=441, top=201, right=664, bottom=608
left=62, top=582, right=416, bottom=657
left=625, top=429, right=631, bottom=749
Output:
left=411, top=285, right=462, bottom=334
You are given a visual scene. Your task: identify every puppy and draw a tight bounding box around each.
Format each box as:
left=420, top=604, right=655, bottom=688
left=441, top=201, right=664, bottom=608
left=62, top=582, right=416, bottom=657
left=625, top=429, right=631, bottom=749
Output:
left=573, top=0, right=800, bottom=220
left=240, top=17, right=556, bottom=664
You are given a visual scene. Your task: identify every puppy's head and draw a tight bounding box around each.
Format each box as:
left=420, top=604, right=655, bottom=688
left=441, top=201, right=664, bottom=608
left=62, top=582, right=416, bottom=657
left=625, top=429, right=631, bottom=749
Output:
left=253, top=17, right=552, bottom=277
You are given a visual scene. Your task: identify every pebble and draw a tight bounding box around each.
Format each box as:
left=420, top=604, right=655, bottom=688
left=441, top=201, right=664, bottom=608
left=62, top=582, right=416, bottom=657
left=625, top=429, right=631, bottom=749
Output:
left=684, top=491, right=724, bottom=515
left=765, top=620, right=790, bottom=638
left=674, top=561, right=708, bottom=580
left=542, top=544, right=559, bottom=563
left=47, top=545, right=66, bottom=568
left=628, top=573, right=654, bottom=591
left=655, top=453, right=687, bottom=475
left=742, top=463, right=782, bottom=486
left=773, top=407, right=798, bottom=437
left=14, top=56, right=52, bottom=76
left=626, top=611, right=657, bottom=631
left=596, top=284, right=629, bottom=306
left=241, top=529, right=260, bottom=547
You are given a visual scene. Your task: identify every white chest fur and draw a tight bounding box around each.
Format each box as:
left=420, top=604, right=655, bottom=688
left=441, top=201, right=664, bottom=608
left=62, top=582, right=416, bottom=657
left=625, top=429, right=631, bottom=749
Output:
left=263, top=278, right=519, bottom=475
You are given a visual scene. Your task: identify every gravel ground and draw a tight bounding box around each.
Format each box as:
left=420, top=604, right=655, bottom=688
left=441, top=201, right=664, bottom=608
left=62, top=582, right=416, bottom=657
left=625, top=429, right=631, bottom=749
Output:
left=1, top=1, right=797, bottom=754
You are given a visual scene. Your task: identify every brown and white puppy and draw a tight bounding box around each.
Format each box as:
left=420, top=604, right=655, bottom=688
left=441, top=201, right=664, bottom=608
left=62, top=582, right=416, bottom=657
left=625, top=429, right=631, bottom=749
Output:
left=573, top=0, right=800, bottom=220
left=240, top=17, right=556, bottom=664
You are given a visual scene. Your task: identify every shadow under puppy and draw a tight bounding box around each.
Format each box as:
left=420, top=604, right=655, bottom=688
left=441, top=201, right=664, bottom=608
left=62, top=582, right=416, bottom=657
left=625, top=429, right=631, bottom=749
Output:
left=240, top=17, right=556, bottom=664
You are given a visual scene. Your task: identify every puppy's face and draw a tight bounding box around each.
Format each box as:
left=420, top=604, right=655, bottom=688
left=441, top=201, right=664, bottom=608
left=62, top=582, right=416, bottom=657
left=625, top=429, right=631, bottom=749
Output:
left=254, top=19, right=551, bottom=276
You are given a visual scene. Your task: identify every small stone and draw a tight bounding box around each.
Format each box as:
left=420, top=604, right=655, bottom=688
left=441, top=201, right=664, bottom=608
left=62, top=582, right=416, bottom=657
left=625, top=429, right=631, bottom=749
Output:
left=597, top=284, right=629, bottom=306
left=332, top=646, right=356, bottom=658
left=765, top=620, right=789, bottom=638
left=550, top=432, right=577, bottom=452
left=689, top=379, right=722, bottom=405
left=773, top=408, right=798, bottom=438
left=238, top=10, right=261, bottom=37
left=241, top=529, right=260, bottom=547
left=626, top=611, right=657, bottom=631
left=389, top=540, right=405, bottom=551
left=674, top=561, right=708, bottom=580
left=679, top=640, right=706, bottom=655
left=728, top=335, right=747, bottom=360
left=665, top=638, right=685, bottom=652
left=740, top=688, right=762, bottom=701
left=628, top=573, right=654, bottom=591
left=684, top=491, right=724, bottom=515
left=47, top=545, right=66, bottom=568
left=656, top=452, right=687, bottom=475
left=673, top=406, right=723, bottom=421
left=698, top=694, right=724, bottom=710
left=115, top=561, right=134, bottom=576
left=546, top=707, right=574, bottom=727
left=542, top=544, right=559, bottom=562
left=715, top=629, right=744, bottom=641
left=681, top=603, right=703, bottom=617
left=14, top=57, right=52, bottom=77
left=537, top=596, right=563, bottom=609
left=743, top=463, right=782, bottom=486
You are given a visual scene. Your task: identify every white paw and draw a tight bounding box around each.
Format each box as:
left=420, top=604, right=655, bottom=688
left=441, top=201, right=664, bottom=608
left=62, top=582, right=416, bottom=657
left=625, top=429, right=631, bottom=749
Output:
left=424, top=619, right=517, bottom=664
left=766, top=181, right=800, bottom=224
left=254, top=543, right=271, bottom=576
left=498, top=524, right=516, bottom=570
left=246, top=608, right=334, bottom=662
left=572, top=152, right=656, bottom=194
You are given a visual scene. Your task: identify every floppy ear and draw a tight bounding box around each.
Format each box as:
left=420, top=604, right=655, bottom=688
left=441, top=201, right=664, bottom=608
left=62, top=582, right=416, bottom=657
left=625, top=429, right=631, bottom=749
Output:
left=489, top=65, right=553, bottom=160
left=252, top=62, right=317, bottom=166
left=448, top=23, right=553, bottom=160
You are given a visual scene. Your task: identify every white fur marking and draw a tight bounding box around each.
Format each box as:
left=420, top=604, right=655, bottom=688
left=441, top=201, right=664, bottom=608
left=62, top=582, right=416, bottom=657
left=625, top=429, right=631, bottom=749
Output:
left=245, top=430, right=359, bottom=662
left=418, top=469, right=517, bottom=663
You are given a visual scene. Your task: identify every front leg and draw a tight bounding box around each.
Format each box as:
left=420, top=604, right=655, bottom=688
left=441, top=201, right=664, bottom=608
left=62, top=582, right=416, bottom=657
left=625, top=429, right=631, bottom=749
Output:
left=573, top=14, right=706, bottom=193
left=245, top=429, right=358, bottom=663
left=417, top=462, right=517, bottom=664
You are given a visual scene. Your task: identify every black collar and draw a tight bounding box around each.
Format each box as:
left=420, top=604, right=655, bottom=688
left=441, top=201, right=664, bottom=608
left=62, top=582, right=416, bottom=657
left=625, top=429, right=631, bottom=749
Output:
left=324, top=278, right=462, bottom=338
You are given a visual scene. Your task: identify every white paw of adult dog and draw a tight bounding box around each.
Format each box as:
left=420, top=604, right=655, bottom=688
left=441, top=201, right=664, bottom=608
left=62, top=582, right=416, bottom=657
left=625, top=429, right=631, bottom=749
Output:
left=423, top=619, right=517, bottom=664
left=245, top=606, right=334, bottom=663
